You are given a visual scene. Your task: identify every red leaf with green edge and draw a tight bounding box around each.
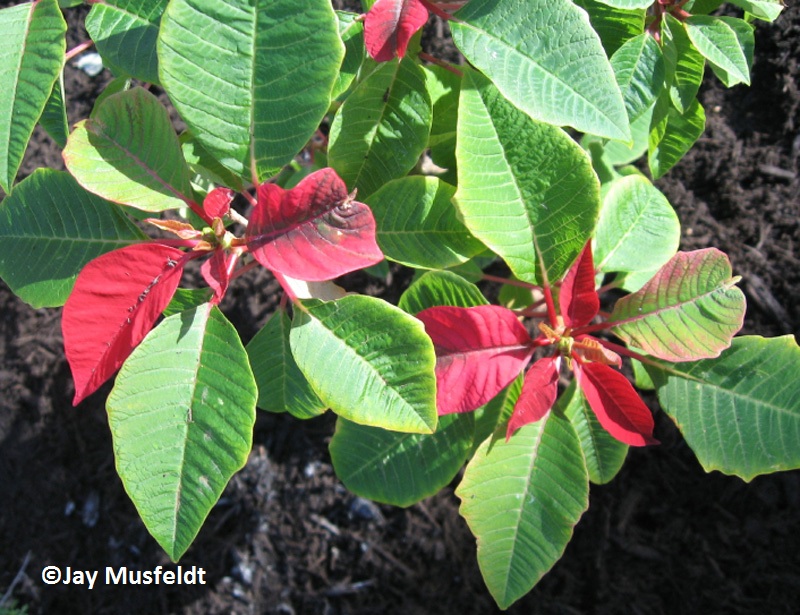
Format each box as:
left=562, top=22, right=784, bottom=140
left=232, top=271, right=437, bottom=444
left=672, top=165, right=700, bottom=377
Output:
left=507, top=356, right=560, bottom=440
left=417, top=305, right=533, bottom=415
left=573, top=361, right=657, bottom=447
left=560, top=242, right=599, bottom=328
left=608, top=248, right=746, bottom=361
left=245, top=168, right=383, bottom=281
left=62, top=243, right=185, bottom=405
left=364, top=0, right=428, bottom=62
left=203, top=186, right=233, bottom=219
left=201, top=250, right=232, bottom=305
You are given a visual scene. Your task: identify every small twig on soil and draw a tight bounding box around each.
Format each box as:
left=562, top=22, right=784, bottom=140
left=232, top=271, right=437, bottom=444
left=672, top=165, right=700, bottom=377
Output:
left=0, top=550, right=31, bottom=608
left=325, top=580, right=376, bottom=597
left=309, top=513, right=341, bottom=536
left=758, top=164, right=797, bottom=181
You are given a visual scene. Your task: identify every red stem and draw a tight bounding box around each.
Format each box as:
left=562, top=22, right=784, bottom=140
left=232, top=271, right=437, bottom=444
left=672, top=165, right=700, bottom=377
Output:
left=148, top=238, right=201, bottom=249
left=481, top=273, right=540, bottom=291
left=418, top=52, right=463, bottom=77
left=229, top=258, right=260, bottom=281
left=65, top=40, right=94, bottom=62
left=418, top=0, right=457, bottom=21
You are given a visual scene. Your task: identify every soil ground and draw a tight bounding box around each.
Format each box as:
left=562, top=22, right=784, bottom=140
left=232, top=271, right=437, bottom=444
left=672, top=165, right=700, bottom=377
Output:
left=1, top=2, right=798, bottom=614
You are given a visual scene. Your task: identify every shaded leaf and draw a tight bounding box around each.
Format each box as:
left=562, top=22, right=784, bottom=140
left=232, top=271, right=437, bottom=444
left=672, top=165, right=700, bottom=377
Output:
left=611, top=33, right=665, bottom=125
left=39, top=71, right=68, bottom=148
left=649, top=95, right=706, bottom=179
left=63, top=243, right=185, bottom=405
left=246, top=168, right=383, bottom=281
left=333, top=11, right=366, bottom=100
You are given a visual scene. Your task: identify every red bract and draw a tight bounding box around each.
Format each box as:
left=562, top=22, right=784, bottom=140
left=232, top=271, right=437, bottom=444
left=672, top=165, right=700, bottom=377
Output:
left=559, top=243, right=599, bottom=328
left=245, top=168, right=383, bottom=281
left=506, top=355, right=560, bottom=440
left=364, top=0, right=429, bottom=62
left=203, top=186, right=234, bottom=219
left=417, top=305, right=534, bottom=415
left=201, top=249, right=235, bottom=305
left=62, top=243, right=186, bottom=405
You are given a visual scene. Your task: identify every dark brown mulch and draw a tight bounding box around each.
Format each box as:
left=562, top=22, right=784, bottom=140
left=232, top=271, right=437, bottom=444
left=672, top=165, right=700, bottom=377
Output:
left=1, top=2, right=798, bottom=614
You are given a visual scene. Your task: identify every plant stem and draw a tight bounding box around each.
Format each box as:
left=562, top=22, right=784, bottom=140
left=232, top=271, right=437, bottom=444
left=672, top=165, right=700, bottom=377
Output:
left=481, top=273, right=540, bottom=291
left=65, top=40, right=94, bottom=62
left=418, top=52, right=463, bottom=77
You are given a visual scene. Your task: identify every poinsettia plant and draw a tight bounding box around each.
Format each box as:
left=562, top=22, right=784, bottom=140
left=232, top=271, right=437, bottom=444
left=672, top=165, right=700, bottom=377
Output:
left=0, top=0, right=797, bottom=608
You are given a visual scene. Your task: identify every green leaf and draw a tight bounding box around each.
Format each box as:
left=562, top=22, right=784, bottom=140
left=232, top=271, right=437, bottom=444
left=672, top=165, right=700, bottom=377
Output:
left=246, top=310, right=326, bottom=419
left=574, top=0, right=645, bottom=57
left=562, top=381, right=628, bottom=485
left=685, top=16, right=754, bottom=86
left=180, top=131, right=244, bottom=193
left=159, top=0, right=343, bottom=179
left=727, top=0, right=783, bottom=21
left=423, top=64, right=461, bottom=183
left=473, top=376, right=523, bottom=454
left=662, top=15, right=706, bottom=115
left=399, top=270, right=488, bottom=314
left=0, top=169, right=145, bottom=308
left=328, top=58, right=432, bottom=198
left=163, top=288, right=213, bottom=318
left=63, top=87, right=193, bottom=211
left=290, top=295, right=437, bottom=434
left=648, top=336, right=800, bottom=481
left=107, top=304, right=257, bottom=561
left=594, top=174, right=680, bottom=274
left=611, top=33, right=665, bottom=125
left=649, top=95, right=706, bottom=179
left=610, top=249, right=745, bottom=361
left=367, top=176, right=484, bottom=270
left=40, top=71, right=68, bottom=148
left=452, top=0, right=630, bottom=141
left=332, top=11, right=365, bottom=100
left=457, top=411, right=589, bottom=609
left=85, top=0, right=168, bottom=84
left=0, top=0, right=66, bottom=193
left=330, top=412, right=474, bottom=507
left=454, top=70, right=600, bottom=285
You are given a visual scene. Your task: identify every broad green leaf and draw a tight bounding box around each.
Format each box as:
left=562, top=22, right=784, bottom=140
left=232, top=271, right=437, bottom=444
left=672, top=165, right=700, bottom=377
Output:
left=328, top=58, right=432, bottom=198
left=63, top=87, right=193, bottom=211
left=0, top=0, right=66, bottom=193
left=290, top=295, right=437, bottom=434
left=0, top=169, right=145, bottom=308
left=662, top=15, right=706, bottom=115
left=159, top=0, right=343, bottom=179
left=649, top=336, right=800, bottom=481
left=727, top=0, right=783, bottom=21
left=473, top=376, right=523, bottom=454
left=685, top=16, right=754, bottom=86
left=332, top=11, right=365, bottom=100
left=163, top=288, right=213, bottom=317
left=610, top=249, right=745, bottom=361
left=649, top=95, right=706, bottom=179
left=330, top=412, right=474, bottom=507
left=457, top=411, right=589, bottom=609
left=399, top=270, right=488, bottom=315
left=246, top=310, right=326, bottom=419
left=574, top=0, right=645, bottom=57
left=107, top=304, right=257, bottom=561
left=423, top=64, right=461, bottom=184
left=562, top=380, right=628, bottom=485
left=90, top=76, right=132, bottom=118
left=452, top=0, right=630, bottom=141
left=588, top=105, right=653, bottom=167
left=85, top=0, right=168, bottom=84
left=611, top=33, right=665, bottom=125
left=180, top=131, right=244, bottom=193
left=594, top=174, right=680, bottom=274
left=40, top=72, right=68, bottom=148
left=454, top=70, right=600, bottom=285
left=367, top=176, right=484, bottom=270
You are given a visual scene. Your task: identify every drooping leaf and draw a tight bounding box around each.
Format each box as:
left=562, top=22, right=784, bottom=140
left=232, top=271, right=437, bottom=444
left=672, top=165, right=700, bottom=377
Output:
left=245, top=168, right=383, bottom=281
left=0, top=0, right=66, bottom=193
left=609, top=249, right=745, bottom=361
left=332, top=11, right=366, bottom=100
left=246, top=310, right=326, bottom=419
left=457, top=411, right=589, bottom=609
left=451, top=0, right=630, bottom=141
left=507, top=356, right=560, bottom=439
left=63, top=87, right=193, bottom=212
left=328, top=57, right=432, bottom=198
left=611, top=33, right=666, bottom=125
left=649, top=95, right=706, bottom=179
left=685, top=16, right=754, bottom=87
left=107, top=303, right=256, bottom=561
left=573, top=361, right=657, bottom=446
left=398, top=270, right=488, bottom=315
left=158, top=0, right=343, bottom=178
left=417, top=305, right=533, bottom=415
left=364, top=0, right=429, bottom=62
left=593, top=174, right=680, bottom=275
left=649, top=336, right=800, bottom=480
left=559, top=243, right=599, bottom=329
left=62, top=243, right=185, bottom=405
left=727, top=0, right=783, bottom=21
left=662, top=14, right=706, bottom=114
left=291, top=295, right=437, bottom=434
left=562, top=380, right=628, bottom=484
left=423, top=64, right=460, bottom=183
left=0, top=169, right=145, bottom=308
left=330, top=412, right=474, bottom=507
left=39, top=71, right=68, bottom=148
left=454, top=70, right=600, bottom=285
left=574, top=0, right=645, bottom=57
left=85, top=0, right=168, bottom=84
left=366, top=176, right=484, bottom=270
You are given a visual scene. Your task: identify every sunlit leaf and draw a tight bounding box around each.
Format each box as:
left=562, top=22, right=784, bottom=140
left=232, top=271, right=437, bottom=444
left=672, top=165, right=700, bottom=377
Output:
left=363, top=0, right=428, bottom=62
